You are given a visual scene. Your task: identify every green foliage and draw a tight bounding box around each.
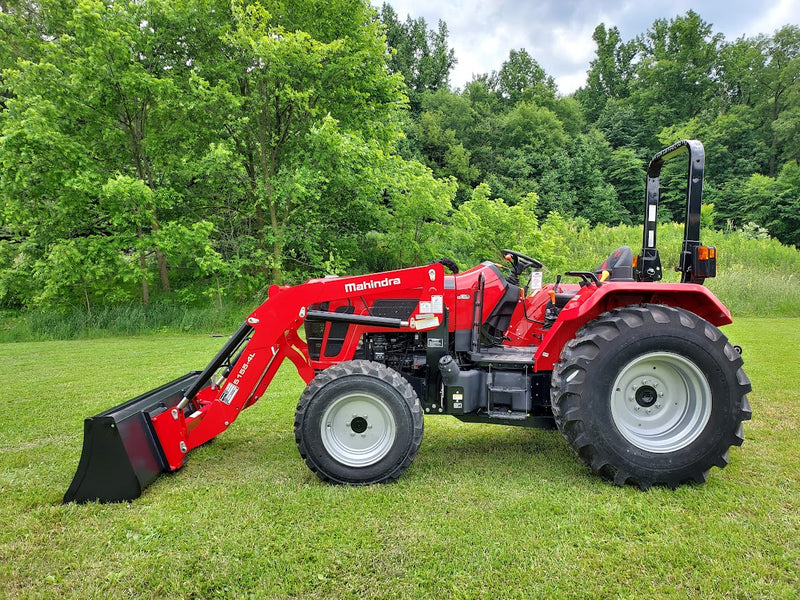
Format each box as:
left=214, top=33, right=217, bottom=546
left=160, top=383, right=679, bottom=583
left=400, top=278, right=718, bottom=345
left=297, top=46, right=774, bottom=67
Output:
left=0, top=301, right=249, bottom=342
left=635, top=11, right=723, bottom=127
left=360, top=156, right=457, bottom=271
left=495, top=48, right=557, bottom=104
left=767, top=160, right=800, bottom=246
left=379, top=4, right=456, bottom=113
left=2, top=1, right=800, bottom=317
left=577, top=24, right=637, bottom=120
left=451, top=184, right=548, bottom=268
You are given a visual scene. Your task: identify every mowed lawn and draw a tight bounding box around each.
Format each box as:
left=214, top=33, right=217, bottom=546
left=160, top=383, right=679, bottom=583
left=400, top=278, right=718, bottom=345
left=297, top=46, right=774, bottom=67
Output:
left=0, top=319, right=797, bottom=599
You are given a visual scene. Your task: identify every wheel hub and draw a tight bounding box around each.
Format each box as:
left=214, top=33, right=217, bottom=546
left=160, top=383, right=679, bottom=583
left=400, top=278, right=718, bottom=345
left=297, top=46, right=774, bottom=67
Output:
left=320, top=392, right=396, bottom=467
left=635, top=385, right=658, bottom=407
left=349, top=416, right=368, bottom=434
left=611, top=352, right=712, bottom=453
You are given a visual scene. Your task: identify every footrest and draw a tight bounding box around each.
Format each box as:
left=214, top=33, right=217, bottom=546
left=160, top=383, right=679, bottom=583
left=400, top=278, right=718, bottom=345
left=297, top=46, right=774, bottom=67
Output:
left=487, top=410, right=529, bottom=420
left=468, top=346, right=536, bottom=368
left=488, top=386, right=527, bottom=394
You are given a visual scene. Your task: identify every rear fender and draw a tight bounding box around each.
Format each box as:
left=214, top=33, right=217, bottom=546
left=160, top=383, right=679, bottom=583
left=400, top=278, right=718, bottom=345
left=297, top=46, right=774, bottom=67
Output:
left=533, top=282, right=732, bottom=371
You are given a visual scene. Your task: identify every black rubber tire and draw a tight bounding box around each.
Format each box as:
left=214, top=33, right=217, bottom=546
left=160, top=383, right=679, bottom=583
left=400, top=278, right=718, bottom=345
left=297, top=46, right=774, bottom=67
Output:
left=294, top=360, right=423, bottom=485
left=551, top=304, right=751, bottom=489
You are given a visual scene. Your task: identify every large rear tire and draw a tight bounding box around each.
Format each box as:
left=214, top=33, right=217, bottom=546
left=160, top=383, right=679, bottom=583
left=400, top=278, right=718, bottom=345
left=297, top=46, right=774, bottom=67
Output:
left=294, top=361, right=423, bottom=485
left=551, top=305, right=751, bottom=489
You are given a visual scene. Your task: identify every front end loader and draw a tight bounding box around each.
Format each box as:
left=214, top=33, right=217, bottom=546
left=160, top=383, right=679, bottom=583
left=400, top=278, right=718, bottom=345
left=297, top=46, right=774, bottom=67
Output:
left=64, top=139, right=751, bottom=503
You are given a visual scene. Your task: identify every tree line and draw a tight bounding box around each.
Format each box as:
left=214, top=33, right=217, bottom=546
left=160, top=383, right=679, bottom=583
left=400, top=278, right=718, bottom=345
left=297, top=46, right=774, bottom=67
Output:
left=0, top=1, right=798, bottom=313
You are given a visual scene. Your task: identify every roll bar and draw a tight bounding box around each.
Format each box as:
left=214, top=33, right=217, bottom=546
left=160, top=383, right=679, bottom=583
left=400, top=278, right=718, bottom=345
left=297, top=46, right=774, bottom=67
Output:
left=637, top=139, right=714, bottom=284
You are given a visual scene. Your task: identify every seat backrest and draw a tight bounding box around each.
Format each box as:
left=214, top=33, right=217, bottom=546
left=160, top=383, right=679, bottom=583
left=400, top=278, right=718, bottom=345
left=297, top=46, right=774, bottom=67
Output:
left=596, top=246, right=634, bottom=281
left=481, top=282, right=521, bottom=346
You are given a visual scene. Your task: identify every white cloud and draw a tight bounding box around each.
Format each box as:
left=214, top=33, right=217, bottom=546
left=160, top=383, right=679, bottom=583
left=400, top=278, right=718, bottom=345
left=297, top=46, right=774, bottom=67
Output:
left=375, top=0, right=800, bottom=95
left=751, top=0, right=800, bottom=34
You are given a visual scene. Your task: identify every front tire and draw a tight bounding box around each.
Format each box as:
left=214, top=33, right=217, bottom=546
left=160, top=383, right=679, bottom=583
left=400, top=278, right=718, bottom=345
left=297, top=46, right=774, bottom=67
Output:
left=551, top=305, right=751, bottom=489
left=294, top=361, right=423, bottom=485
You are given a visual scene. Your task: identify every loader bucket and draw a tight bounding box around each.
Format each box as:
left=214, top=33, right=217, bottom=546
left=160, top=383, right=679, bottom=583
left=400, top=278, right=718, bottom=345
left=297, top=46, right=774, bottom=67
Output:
left=63, top=371, right=201, bottom=504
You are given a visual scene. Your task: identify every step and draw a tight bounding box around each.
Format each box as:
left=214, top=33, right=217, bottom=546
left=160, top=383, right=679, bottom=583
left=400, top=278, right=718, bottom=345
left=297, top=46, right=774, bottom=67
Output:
left=487, top=385, right=527, bottom=394
left=468, top=346, right=537, bottom=367
left=486, top=409, right=529, bottom=420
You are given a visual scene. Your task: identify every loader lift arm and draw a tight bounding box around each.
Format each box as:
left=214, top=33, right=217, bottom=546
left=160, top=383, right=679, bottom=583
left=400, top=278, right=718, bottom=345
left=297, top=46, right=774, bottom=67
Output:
left=64, top=264, right=445, bottom=503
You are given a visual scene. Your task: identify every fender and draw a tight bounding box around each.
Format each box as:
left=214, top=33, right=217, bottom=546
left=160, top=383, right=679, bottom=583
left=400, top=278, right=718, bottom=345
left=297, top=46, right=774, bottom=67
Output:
left=533, top=281, right=732, bottom=371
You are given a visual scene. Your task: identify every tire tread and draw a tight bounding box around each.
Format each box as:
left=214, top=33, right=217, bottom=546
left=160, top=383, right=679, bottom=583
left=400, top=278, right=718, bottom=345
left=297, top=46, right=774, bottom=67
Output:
left=551, top=304, right=751, bottom=489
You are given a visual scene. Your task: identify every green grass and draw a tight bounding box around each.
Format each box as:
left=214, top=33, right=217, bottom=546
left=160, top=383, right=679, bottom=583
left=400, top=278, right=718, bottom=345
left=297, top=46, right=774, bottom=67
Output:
left=1, top=320, right=797, bottom=599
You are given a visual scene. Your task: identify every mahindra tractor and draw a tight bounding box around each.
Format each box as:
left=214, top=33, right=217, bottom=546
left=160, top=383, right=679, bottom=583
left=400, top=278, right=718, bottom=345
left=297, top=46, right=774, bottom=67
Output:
left=64, top=139, right=751, bottom=503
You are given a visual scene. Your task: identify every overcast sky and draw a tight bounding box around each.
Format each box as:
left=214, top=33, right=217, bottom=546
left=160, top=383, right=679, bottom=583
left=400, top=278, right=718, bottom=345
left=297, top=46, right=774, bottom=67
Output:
left=376, top=0, right=800, bottom=95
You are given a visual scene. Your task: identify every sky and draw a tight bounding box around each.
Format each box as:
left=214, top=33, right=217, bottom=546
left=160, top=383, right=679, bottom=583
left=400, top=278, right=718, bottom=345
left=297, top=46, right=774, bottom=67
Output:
left=376, top=0, right=800, bottom=95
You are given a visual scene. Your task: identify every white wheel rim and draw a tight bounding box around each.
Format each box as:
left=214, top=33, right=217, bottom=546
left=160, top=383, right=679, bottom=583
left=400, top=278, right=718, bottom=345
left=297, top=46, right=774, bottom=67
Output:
left=320, top=391, right=397, bottom=467
left=610, top=352, right=712, bottom=453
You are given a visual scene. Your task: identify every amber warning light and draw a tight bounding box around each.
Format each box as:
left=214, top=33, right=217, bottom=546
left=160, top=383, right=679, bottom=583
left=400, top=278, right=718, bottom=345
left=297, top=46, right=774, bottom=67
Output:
left=693, top=245, right=717, bottom=279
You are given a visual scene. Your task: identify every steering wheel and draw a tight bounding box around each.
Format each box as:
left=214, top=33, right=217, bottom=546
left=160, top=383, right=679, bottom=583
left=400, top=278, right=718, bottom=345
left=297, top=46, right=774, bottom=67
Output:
left=501, top=249, right=543, bottom=286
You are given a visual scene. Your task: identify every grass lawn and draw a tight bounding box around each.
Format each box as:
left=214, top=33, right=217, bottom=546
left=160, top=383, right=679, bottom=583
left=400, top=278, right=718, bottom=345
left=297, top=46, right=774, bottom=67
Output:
left=0, top=319, right=797, bottom=599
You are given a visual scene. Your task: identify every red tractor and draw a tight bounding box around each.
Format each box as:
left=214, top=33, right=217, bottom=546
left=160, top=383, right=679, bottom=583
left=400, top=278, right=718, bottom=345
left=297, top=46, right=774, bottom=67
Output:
left=65, top=140, right=751, bottom=503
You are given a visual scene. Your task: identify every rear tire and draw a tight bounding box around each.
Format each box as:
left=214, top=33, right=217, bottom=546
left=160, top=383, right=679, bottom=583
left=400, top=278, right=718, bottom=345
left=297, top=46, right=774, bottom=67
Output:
left=294, top=361, right=423, bottom=485
left=551, top=304, right=751, bottom=489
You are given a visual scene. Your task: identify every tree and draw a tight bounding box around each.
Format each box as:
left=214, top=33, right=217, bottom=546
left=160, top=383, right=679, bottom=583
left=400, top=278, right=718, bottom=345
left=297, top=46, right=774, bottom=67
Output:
left=633, top=11, right=723, bottom=132
left=0, top=0, right=230, bottom=307
left=717, top=35, right=768, bottom=110
left=379, top=4, right=456, bottom=113
left=209, top=0, right=413, bottom=285
left=768, top=160, right=800, bottom=245
left=496, top=48, right=556, bottom=104
left=604, top=146, right=645, bottom=218
left=368, top=157, right=457, bottom=270
left=761, top=26, right=800, bottom=174
left=577, top=24, right=638, bottom=121
left=451, top=183, right=554, bottom=267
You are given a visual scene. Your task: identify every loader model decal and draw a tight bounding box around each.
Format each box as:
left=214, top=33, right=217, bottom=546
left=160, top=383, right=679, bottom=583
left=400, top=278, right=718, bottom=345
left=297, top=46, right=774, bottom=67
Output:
left=220, top=352, right=257, bottom=405
left=232, top=353, right=257, bottom=386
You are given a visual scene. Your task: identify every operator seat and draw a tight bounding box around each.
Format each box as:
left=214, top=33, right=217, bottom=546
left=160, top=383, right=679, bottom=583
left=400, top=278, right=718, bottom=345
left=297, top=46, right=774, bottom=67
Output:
left=596, top=246, right=634, bottom=281
left=481, top=280, right=521, bottom=346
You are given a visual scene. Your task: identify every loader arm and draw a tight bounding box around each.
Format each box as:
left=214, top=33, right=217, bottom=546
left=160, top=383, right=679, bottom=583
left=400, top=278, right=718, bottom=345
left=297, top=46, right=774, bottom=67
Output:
left=64, top=264, right=444, bottom=503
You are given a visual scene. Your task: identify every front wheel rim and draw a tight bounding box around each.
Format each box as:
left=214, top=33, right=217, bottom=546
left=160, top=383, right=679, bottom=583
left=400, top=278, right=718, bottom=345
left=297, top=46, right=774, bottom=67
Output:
left=320, top=392, right=397, bottom=467
left=610, top=352, right=712, bottom=453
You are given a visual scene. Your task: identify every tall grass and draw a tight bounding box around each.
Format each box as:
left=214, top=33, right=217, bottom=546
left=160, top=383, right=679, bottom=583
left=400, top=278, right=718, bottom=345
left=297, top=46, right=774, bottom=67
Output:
left=556, top=221, right=800, bottom=318
left=0, top=301, right=251, bottom=343
left=1, top=222, right=798, bottom=342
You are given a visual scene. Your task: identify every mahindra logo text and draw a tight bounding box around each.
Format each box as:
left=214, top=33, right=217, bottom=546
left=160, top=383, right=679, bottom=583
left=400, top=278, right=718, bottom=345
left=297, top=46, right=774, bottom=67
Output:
left=344, top=277, right=401, bottom=293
